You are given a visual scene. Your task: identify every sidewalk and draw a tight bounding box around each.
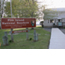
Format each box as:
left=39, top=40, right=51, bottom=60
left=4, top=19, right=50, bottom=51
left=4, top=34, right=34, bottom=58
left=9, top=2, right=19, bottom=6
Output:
left=49, top=28, right=65, bottom=49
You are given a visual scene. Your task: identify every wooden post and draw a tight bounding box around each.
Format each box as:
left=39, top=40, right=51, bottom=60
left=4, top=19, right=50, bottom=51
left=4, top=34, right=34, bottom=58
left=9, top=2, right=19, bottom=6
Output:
left=26, top=28, right=29, bottom=40
left=3, top=32, right=8, bottom=46
left=34, top=30, right=38, bottom=42
left=4, top=32, right=8, bottom=45
left=10, top=28, right=14, bottom=42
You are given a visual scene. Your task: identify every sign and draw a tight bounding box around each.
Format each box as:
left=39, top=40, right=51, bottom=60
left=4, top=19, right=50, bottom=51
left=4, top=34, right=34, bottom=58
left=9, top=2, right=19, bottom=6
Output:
left=1, top=18, right=36, bottom=29
left=12, top=30, right=28, bottom=33
left=58, top=22, right=62, bottom=26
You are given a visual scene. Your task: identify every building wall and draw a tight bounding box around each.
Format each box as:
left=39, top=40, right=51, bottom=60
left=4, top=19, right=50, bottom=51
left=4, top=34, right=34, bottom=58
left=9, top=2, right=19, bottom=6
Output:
left=44, top=18, right=65, bottom=27
left=44, top=9, right=65, bottom=27
left=62, top=18, right=65, bottom=26
left=44, top=20, right=53, bottom=27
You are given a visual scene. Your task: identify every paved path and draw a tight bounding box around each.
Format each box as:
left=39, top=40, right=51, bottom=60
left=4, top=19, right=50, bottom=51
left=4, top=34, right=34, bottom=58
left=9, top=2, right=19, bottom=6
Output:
left=49, top=28, right=65, bottom=49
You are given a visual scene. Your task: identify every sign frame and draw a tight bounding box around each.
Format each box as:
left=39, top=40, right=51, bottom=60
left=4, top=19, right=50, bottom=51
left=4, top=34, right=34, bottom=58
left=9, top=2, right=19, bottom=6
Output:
left=1, top=18, right=36, bottom=29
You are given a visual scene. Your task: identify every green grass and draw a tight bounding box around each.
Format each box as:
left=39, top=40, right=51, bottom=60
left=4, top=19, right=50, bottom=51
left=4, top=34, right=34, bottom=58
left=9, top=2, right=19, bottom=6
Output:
left=0, top=27, right=50, bottom=49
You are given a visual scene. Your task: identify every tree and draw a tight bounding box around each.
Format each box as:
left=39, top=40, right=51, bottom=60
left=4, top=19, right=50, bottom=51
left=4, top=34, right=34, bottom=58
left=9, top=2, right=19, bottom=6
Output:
left=0, top=0, right=5, bottom=28
left=5, top=0, right=20, bottom=17
left=5, top=0, right=39, bottom=18
left=42, top=6, right=58, bottom=20
left=38, top=5, right=58, bottom=27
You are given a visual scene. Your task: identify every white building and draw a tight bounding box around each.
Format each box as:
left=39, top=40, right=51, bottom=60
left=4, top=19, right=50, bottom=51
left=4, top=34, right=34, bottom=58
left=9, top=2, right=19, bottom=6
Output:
left=44, top=8, right=65, bottom=27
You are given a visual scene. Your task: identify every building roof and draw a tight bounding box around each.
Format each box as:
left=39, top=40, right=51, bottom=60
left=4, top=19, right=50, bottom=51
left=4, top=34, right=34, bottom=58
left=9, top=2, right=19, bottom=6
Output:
left=44, top=8, right=65, bottom=19
left=48, top=8, right=65, bottom=11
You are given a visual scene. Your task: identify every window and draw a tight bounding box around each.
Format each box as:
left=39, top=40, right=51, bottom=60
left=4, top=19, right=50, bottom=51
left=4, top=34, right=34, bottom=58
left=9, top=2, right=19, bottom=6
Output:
left=58, top=19, right=61, bottom=22
left=50, top=19, right=54, bottom=23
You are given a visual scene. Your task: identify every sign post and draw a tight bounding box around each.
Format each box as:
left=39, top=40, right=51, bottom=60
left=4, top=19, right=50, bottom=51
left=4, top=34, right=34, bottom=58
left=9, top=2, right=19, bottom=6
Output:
left=26, top=28, right=29, bottom=40
left=11, top=29, right=13, bottom=42
left=34, top=30, right=38, bottom=42
left=3, top=32, right=8, bottom=45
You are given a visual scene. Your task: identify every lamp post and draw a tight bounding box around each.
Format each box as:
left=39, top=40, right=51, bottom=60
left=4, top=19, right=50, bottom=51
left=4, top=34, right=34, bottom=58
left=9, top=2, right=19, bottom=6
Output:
left=10, top=0, right=13, bottom=42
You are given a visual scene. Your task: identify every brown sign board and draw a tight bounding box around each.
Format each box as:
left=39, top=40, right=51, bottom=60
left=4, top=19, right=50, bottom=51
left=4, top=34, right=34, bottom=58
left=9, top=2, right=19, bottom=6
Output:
left=1, top=18, right=36, bottom=29
left=12, top=30, right=28, bottom=33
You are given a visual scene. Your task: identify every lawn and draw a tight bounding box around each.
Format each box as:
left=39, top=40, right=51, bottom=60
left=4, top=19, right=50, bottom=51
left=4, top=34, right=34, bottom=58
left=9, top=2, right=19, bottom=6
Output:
left=0, top=27, right=50, bottom=49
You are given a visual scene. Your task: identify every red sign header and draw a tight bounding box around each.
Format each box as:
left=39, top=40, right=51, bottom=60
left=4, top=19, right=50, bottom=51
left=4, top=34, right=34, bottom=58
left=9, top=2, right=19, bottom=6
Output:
left=1, top=18, right=36, bottom=29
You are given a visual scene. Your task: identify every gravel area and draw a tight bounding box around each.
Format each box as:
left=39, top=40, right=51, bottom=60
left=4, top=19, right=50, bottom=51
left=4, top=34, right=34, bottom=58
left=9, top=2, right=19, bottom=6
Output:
left=60, top=29, right=65, bottom=34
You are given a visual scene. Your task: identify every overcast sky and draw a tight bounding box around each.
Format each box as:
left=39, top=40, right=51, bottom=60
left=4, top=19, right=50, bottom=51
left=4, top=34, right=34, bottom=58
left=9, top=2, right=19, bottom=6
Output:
left=38, top=0, right=65, bottom=8
left=6, top=0, right=65, bottom=8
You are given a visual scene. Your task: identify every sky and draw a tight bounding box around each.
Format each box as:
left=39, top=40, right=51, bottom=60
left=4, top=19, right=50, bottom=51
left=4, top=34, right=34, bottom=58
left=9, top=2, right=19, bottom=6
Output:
left=38, top=0, right=65, bottom=8
left=6, top=0, right=65, bottom=8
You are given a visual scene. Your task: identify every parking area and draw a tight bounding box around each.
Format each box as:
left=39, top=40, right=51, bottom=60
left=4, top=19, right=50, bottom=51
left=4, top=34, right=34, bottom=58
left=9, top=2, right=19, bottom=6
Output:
left=44, top=28, right=65, bottom=34
left=44, top=28, right=52, bottom=32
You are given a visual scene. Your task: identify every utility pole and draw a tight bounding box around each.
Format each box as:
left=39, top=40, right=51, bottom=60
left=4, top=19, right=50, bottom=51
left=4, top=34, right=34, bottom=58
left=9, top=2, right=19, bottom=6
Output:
left=10, top=0, right=14, bottom=42
left=0, top=0, right=2, bottom=28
